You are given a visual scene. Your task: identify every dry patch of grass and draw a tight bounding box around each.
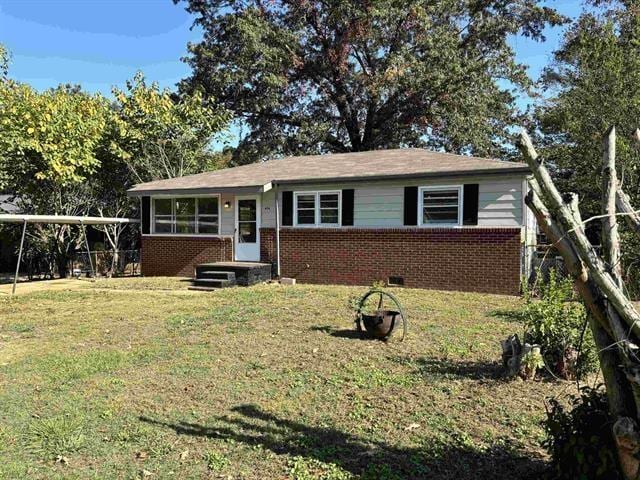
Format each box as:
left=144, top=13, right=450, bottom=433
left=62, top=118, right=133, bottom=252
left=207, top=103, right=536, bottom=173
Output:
left=0, top=280, right=568, bottom=479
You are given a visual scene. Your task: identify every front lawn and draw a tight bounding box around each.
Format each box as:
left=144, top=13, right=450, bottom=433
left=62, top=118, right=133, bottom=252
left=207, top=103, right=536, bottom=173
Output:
left=0, top=280, right=565, bottom=479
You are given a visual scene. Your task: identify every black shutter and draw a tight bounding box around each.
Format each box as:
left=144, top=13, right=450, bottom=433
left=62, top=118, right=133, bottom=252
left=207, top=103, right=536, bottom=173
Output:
left=141, top=196, right=150, bottom=234
left=342, top=189, right=354, bottom=226
left=282, top=191, right=293, bottom=226
left=463, top=184, right=479, bottom=225
left=403, top=186, right=418, bottom=225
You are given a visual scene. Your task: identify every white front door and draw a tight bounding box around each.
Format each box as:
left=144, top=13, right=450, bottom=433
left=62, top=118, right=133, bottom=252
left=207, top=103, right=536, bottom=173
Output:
left=235, top=195, right=261, bottom=261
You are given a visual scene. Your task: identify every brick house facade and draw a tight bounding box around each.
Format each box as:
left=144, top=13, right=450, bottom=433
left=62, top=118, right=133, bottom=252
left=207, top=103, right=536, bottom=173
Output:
left=130, top=148, right=535, bottom=295
left=259, top=227, right=522, bottom=295
left=141, top=236, right=232, bottom=277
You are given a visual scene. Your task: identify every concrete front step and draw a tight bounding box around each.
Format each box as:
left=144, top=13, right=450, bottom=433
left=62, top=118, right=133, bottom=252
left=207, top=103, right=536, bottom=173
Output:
left=188, top=285, right=227, bottom=292
left=195, top=262, right=272, bottom=286
left=197, top=271, right=236, bottom=281
left=192, top=278, right=236, bottom=289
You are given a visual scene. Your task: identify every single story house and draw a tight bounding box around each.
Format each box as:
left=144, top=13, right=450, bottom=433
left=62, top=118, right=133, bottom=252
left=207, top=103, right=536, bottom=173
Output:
left=127, top=148, right=536, bottom=295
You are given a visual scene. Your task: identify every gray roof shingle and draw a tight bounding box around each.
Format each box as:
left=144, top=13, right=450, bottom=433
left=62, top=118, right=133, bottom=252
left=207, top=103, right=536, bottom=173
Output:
left=128, top=148, right=529, bottom=194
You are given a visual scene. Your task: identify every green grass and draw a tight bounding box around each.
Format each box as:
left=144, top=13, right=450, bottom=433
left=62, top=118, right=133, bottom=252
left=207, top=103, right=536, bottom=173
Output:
left=0, top=279, right=564, bottom=479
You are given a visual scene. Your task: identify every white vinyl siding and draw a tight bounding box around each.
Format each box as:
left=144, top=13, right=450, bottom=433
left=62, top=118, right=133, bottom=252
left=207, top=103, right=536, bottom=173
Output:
left=353, top=187, right=404, bottom=227
left=220, top=193, right=235, bottom=235
left=270, top=175, right=527, bottom=228
left=477, top=180, right=522, bottom=227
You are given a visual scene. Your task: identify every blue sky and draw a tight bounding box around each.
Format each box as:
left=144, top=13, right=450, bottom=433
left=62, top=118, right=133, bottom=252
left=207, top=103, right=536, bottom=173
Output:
left=0, top=0, right=201, bottom=94
left=0, top=0, right=584, bottom=141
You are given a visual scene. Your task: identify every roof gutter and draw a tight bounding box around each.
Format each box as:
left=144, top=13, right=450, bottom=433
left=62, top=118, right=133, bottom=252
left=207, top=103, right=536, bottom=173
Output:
left=126, top=185, right=265, bottom=197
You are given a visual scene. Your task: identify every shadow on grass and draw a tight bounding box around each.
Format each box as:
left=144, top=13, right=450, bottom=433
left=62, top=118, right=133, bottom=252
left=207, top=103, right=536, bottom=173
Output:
left=140, top=405, right=546, bottom=480
left=310, top=325, right=379, bottom=341
left=390, top=356, right=504, bottom=381
left=412, top=358, right=504, bottom=380
left=488, top=308, right=524, bottom=323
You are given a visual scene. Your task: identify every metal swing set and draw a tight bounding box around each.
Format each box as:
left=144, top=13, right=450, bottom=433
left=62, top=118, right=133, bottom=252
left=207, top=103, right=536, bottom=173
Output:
left=0, top=214, right=138, bottom=295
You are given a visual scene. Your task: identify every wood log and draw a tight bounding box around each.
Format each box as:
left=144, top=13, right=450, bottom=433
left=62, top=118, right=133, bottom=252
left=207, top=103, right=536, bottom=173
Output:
left=617, top=188, right=640, bottom=234
left=602, top=126, right=623, bottom=286
left=501, top=334, right=522, bottom=378
left=519, top=130, right=640, bottom=338
left=614, top=417, right=640, bottom=480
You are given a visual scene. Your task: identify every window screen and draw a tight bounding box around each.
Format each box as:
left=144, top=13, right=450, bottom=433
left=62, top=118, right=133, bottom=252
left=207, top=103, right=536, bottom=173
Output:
left=422, top=188, right=460, bottom=225
left=152, top=197, right=220, bottom=234
left=153, top=198, right=173, bottom=233
left=175, top=198, right=196, bottom=233
left=198, top=197, right=219, bottom=234
left=319, top=193, right=339, bottom=225
left=296, top=194, right=316, bottom=225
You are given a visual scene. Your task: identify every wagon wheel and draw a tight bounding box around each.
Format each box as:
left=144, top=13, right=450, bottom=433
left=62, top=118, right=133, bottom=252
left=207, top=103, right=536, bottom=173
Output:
left=355, top=288, right=407, bottom=342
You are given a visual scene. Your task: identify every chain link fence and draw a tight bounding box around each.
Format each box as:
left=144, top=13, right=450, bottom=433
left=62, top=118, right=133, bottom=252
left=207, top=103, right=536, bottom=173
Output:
left=69, top=249, right=140, bottom=277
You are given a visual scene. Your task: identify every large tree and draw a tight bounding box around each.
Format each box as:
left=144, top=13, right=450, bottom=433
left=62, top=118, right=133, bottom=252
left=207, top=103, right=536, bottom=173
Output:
left=176, top=0, right=565, bottom=162
left=535, top=1, right=640, bottom=292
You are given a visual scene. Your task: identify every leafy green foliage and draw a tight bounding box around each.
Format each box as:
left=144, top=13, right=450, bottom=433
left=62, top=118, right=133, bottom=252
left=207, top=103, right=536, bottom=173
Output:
left=177, top=0, right=566, bottom=162
left=0, top=46, right=230, bottom=277
left=521, top=269, right=598, bottom=379
left=288, top=456, right=353, bottom=480
left=543, top=387, right=620, bottom=480
left=204, top=450, right=230, bottom=472
left=110, top=71, right=230, bottom=182
left=0, top=82, right=110, bottom=187
left=520, top=347, right=545, bottom=379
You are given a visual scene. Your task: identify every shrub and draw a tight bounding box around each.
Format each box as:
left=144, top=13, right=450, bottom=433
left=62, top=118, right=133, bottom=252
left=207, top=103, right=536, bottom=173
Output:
left=522, top=269, right=598, bottom=379
left=543, top=387, right=620, bottom=480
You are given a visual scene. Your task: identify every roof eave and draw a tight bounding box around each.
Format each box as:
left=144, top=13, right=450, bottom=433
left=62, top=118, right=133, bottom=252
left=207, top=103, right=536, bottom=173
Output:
left=272, top=167, right=531, bottom=186
left=126, top=184, right=266, bottom=197
left=126, top=166, right=530, bottom=196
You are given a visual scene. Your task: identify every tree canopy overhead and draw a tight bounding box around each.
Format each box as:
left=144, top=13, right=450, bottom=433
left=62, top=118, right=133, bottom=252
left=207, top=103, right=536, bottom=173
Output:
left=536, top=1, right=640, bottom=216
left=109, top=72, right=231, bottom=183
left=0, top=82, right=110, bottom=188
left=176, top=0, right=565, bottom=162
left=534, top=1, right=640, bottom=293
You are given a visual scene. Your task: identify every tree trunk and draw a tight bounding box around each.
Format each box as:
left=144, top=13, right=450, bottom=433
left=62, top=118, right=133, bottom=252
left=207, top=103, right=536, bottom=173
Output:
left=519, top=131, right=640, bottom=338
left=602, top=126, right=623, bottom=285
left=519, top=128, right=640, bottom=480
left=56, top=254, right=69, bottom=278
left=617, top=189, right=640, bottom=234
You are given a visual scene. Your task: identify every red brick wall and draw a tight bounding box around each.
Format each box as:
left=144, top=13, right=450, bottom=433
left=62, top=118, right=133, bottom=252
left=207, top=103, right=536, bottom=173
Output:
left=262, top=227, right=522, bottom=295
left=260, top=228, right=276, bottom=264
left=141, top=236, right=232, bottom=277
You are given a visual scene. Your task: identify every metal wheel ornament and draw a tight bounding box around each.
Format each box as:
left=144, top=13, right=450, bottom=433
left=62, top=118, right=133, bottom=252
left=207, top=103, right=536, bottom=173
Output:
left=354, top=288, right=407, bottom=341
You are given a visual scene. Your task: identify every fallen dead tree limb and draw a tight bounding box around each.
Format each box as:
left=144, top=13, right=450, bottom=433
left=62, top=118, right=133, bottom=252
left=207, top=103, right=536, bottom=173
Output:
left=617, top=189, right=640, bottom=234
left=519, top=131, right=640, bottom=339
left=519, top=128, right=640, bottom=479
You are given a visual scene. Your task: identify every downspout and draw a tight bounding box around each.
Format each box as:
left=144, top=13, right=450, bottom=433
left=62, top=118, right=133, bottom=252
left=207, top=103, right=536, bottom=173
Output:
left=274, top=183, right=281, bottom=278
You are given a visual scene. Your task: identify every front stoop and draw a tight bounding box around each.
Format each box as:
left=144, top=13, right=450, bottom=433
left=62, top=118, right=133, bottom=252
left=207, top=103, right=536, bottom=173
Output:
left=189, top=262, right=272, bottom=290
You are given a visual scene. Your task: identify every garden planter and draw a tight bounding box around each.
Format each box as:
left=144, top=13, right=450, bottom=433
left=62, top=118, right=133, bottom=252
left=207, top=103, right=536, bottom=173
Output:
left=361, top=309, right=401, bottom=339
